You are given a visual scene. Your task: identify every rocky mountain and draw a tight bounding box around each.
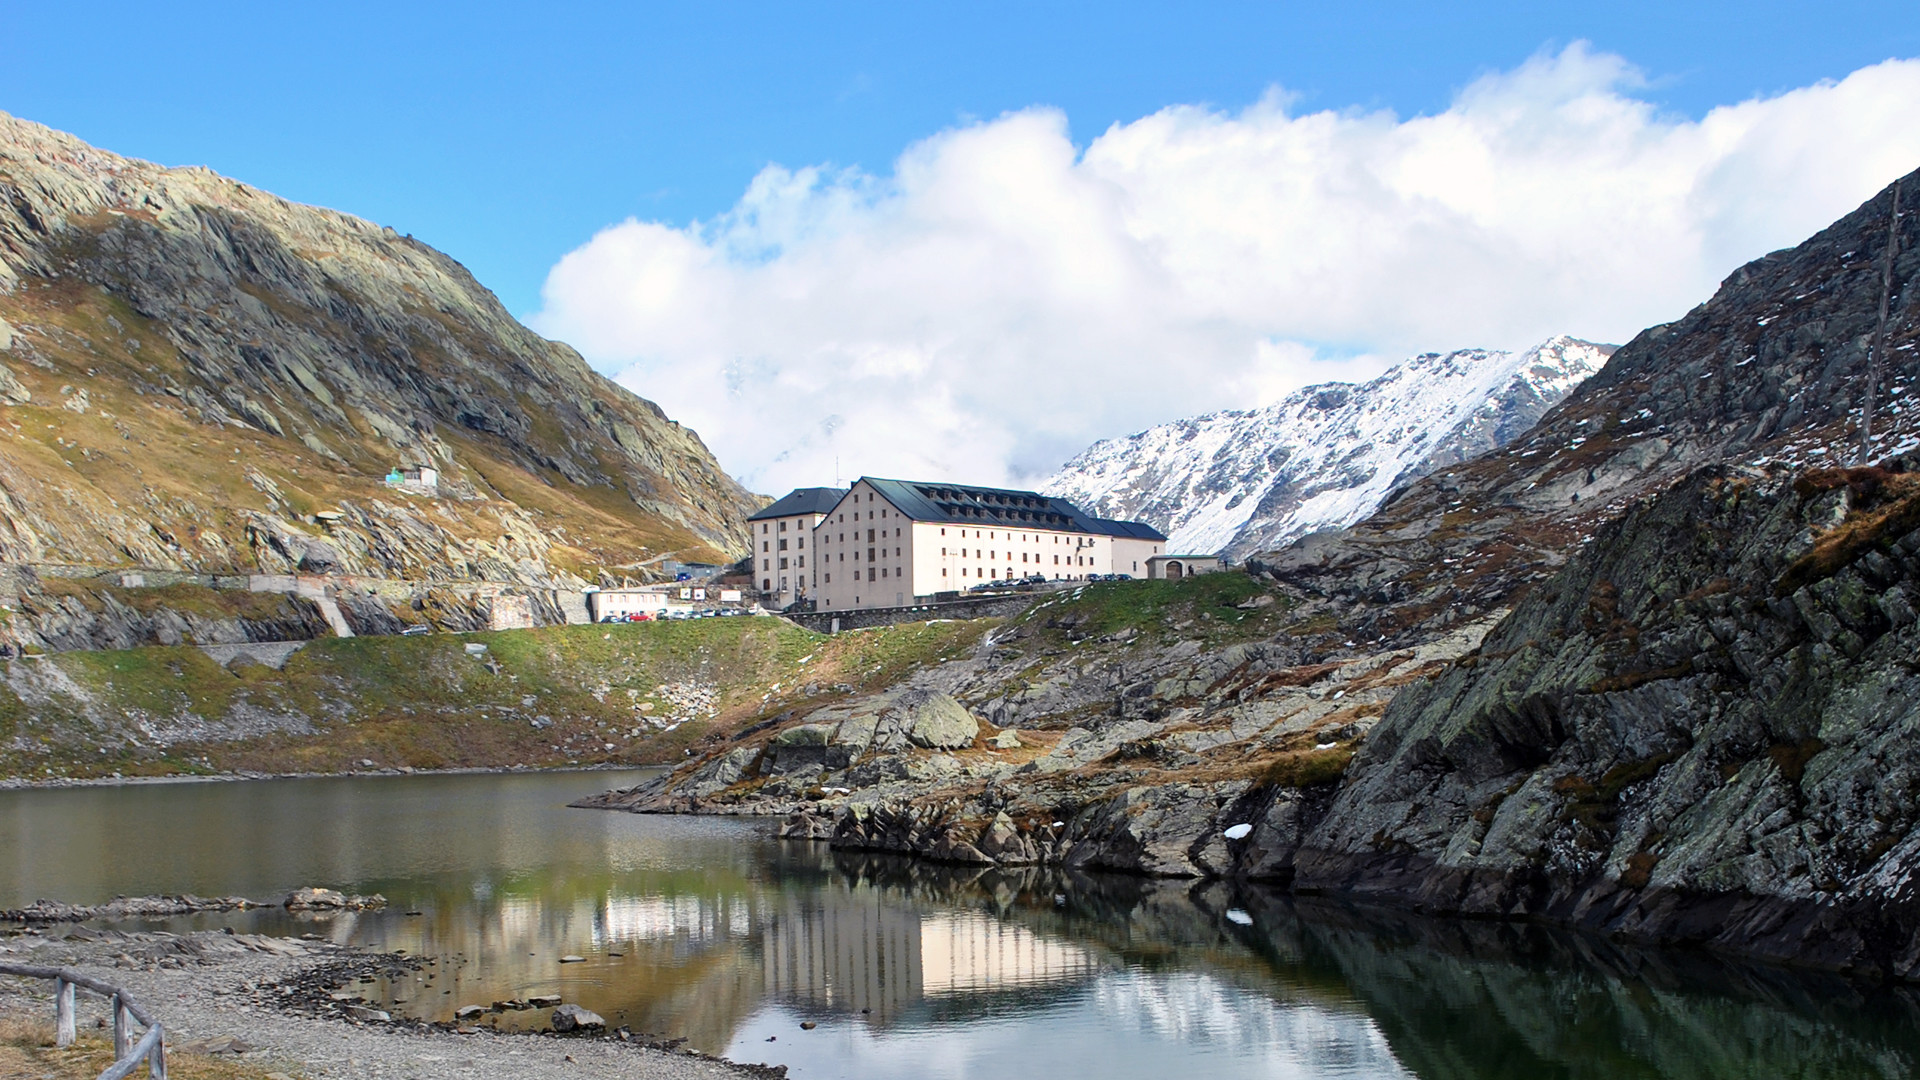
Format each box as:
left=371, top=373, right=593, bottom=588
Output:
left=0, top=113, right=757, bottom=610
left=1260, top=168, right=1920, bottom=647
left=1042, top=337, right=1611, bottom=560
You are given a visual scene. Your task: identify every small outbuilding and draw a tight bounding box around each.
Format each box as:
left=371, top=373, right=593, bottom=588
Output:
left=1147, top=554, right=1224, bottom=581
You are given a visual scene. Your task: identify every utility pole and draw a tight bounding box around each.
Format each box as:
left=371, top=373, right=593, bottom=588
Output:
left=1859, top=180, right=1903, bottom=467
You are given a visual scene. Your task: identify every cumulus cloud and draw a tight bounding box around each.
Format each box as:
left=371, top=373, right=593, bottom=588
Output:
left=531, top=45, right=1920, bottom=495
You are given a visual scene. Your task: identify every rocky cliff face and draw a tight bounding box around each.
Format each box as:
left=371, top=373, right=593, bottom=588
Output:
left=0, top=113, right=758, bottom=605
left=1043, top=337, right=1610, bottom=559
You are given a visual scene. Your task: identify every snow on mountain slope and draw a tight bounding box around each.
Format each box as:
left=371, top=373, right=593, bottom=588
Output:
left=1042, top=336, right=1613, bottom=559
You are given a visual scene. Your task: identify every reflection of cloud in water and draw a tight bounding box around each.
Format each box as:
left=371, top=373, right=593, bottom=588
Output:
left=596, top=893, right=755, bottom=945
left=1092, top=970, right=1410, bottom=1075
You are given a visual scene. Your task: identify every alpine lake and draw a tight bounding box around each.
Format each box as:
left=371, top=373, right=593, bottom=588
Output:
left=3, top=769, right=1915, bottom=1079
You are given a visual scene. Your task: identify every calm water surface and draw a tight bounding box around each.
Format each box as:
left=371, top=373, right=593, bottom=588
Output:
left=3, top=770, right=1916, bottom=1079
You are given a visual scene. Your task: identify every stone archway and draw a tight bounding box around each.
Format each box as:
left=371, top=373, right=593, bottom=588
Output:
left=1166, top=561, right=1184, bottom=581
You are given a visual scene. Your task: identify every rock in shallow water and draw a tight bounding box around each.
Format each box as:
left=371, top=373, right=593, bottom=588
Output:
left=551, top=1004, right=605, bottom=1032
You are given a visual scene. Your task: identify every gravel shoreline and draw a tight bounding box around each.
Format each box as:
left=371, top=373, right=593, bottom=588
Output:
left=0, top=925, right=785, bottom=1079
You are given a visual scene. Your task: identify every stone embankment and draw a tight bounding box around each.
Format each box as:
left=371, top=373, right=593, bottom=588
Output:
left=3, top=887, right=385, bottom=923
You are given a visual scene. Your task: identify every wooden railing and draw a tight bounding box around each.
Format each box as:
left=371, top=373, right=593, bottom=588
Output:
left=0, top=963, right=166, bottom=1079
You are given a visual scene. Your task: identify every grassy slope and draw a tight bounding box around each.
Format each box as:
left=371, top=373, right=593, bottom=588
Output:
left=0, top=278, right=735, bottom=576
left=0, top=616, right=990, bottom=782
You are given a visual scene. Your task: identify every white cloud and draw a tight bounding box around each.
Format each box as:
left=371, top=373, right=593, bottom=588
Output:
left=530, top=44, right=1920, bottom=495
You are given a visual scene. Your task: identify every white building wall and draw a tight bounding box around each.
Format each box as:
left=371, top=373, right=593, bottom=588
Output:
left=754, top=512, right=828, bottom=607
left=815, top=481, right=915, bottom=611
left=1110, top=537, right=1163, bottom=578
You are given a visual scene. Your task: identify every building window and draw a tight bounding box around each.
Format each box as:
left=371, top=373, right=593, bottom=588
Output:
left=942, top=568, right=947, bottom=576
left=762, top=578, right=770, bottom=589
left=881, top=568, right=888, bottom=578
left=779, top=558, right=789, bottom=570
left=798, top=537, right=804, bottom=548
left=761, top=523, right=768, bottom=533
left=779, top=520, right=787, bottom=532
left=825, top=573, right=831, bottom=583
left=778, top=538, right=787, bottom=551
left=762, top=541, right=768, bottom=552
left=762, top=559, right=769, bottom=570
left=798, top=556, right=805, bottom=567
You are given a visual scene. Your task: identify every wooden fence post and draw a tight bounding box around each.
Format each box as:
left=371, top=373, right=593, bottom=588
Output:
left=54, top=977, right=75, bottom=1047
left=113, top=994, right=132, bottom=1057
left=149, top=1034, right=167, bottom=1080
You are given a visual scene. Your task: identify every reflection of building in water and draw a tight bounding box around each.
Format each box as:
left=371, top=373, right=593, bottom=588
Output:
left=919, top=912, right=1098, bottom=997
left=761, top=895, right=1100, bottom=1022
left=597, top=893, right=755, bottom=946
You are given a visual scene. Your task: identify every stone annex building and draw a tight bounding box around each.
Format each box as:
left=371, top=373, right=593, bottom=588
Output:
left=749, top=478, right=1168, bottom=611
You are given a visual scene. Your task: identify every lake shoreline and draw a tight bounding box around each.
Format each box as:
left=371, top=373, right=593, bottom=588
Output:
left=0, top=761, right=663, bottom=792
left=0, top=925, right=789, bottom=1080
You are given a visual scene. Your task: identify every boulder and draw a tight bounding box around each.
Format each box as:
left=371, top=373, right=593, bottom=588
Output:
left=988, top=730, right=1022, bottom=750
left=899, top=691, right=979, bottom=750
left=551, top=1004, right=605, bottom=1032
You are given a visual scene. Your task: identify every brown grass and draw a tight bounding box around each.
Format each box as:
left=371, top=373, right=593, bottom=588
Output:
left=0, top=1014, right=294, bottom=1080
left=1776, top=470, right=1920, bottom=597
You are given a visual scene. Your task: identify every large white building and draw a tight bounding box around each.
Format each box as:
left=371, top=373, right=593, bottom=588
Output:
left=749, top=486, right=845, bottom=608
left=787, top=477, right=1166, bottom=612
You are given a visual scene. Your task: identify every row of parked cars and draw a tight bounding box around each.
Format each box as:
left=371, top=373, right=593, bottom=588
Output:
left=967, top=572, right=1135, bottom=593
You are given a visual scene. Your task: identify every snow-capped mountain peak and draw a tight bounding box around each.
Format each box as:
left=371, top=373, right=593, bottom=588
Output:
left=1041, top=336, right=1614, bottom=559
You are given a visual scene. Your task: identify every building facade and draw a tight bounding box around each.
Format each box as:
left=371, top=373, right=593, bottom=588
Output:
left=806, top=478, right=1167, bottom=611
left=1146, top=554, right=1224, bottom=580
left=748, top=487, right=846, bottom=609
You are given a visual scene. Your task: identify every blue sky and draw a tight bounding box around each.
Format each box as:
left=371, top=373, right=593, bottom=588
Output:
left=7, top=4, right=1920, bottom=490
left=8, top=1, right=1918, bottom=318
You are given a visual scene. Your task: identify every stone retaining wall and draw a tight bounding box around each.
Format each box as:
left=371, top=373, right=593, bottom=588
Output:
left=785, top=593, right=1038, bottom=633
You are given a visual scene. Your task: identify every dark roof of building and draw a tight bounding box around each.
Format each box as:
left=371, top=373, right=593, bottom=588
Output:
left=1092, top=517, right=1169, bottom=542
left=747, top=487, right=848, bottom=521
left=855, top=477, right=1164, bottom=539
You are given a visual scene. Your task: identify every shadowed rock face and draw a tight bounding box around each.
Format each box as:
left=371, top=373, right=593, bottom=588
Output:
left=0, top=112, right=758, bottom=590
left=1297, top=463, right=1920, bottom=976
